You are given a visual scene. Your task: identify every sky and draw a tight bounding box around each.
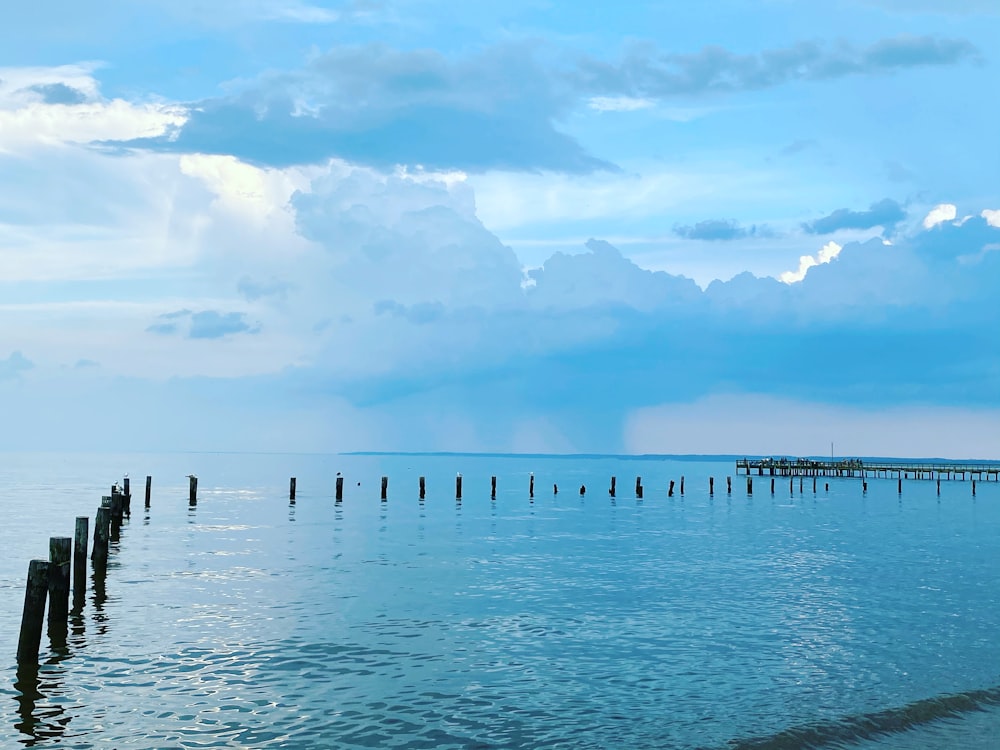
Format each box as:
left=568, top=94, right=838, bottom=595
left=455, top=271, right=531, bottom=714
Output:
left=1, top=0, right=999, bottom=457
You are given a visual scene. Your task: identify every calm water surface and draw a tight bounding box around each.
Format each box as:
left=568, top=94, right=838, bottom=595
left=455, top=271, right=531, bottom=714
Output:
left=0, top=452, right=997, bottom=749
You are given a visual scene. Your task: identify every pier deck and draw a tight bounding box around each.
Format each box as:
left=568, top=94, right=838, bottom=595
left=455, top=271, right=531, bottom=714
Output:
left=736, top=458, right=1000, bottom=481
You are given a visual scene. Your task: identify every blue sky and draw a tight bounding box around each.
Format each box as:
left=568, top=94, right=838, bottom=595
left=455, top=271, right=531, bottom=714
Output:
left=1, top=0, right=999, bottom=457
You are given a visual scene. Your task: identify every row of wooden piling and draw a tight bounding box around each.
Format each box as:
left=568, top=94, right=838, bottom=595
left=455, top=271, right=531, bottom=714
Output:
left=15, top=475, right=172, bottom=665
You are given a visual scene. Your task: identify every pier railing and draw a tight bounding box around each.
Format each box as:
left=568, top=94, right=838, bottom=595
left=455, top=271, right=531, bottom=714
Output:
left=736, top=458, right=1000, bottom=480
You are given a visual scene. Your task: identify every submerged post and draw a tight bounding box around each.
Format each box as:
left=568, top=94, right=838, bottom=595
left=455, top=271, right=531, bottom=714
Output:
left=381, top=476, right=388, bottom=501
left=290, top=477, right=297, bottom=501
left=145, top=475, right=152, bottom=509
left=456, top=474, right=463, bottom=500
left=609, top=476, right=616, bottom=497
left=48, top=537, right=71, bottom=631
left=419, top=476, right=426, bottom=500
left=189, top=475, right=198, bottom=506
left=73, top=517, right=88, bottom=606
left=335, top=475, right=344, bottom=501
left=17, top=560, right=50, bottom=664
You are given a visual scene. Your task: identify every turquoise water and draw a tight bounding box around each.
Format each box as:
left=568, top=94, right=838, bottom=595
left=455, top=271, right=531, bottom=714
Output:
left=0, top=451, right=997, bottom=748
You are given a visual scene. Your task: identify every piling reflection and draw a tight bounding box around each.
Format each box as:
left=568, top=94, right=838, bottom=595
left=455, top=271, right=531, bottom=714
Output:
left=13, top=662, right=71, bottom=746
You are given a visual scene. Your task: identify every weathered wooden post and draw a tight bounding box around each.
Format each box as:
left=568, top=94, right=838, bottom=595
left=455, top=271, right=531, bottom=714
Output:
left=456, top=474, right=463, bottom=500
left=789, top=478, right=793, bottom=494
left=381, top=476, right=388, bottom=500
left=529, top=473, right=534, bottom=499
left=335, top=475, right=344, bottom=501
left=668, top=480, right=675, bottom=497
left=92, top=507, right=110, bottom=566
left=680, top=476, right=685, bottom=495
left=897, top=478, right=902, bottom=494
left=709, top=476, right=714, bottom=495
left=189, top=475, right=198, bottom=506
left=290, top=477, right=296, bottom=501
left=747, top=477, right=753, bottom=495
left=17, top=560, right=50, bottom=664
left=145, top=475, right=152, bottom=509
left=727, top=476, right=732, bottom=494
left=770, top=478, right=775, bottom=494
left=863, top=481, right=868, bottom=493
left=825, top=483, right=829, bottom=491
left=813, top=477, right=817, bottom=493
left=799, top=477, right=803, bottom=493
left=48, top=537, right=71, bottom=631
left=936, top=478, right=941, bottom=495
left=490, top=476, right=496, bottom=499
left=972, top=480, right=976, bottom=496
left=419, top=476, right=426, bottom=500
left=73, top=517, right=88, bottom=607
left=609, top=476, right=616, bottom=497
left=635, top=476, right=642, bottom=498
left=123, top=477, right=131, bottom=517
left=553, top=483, right=558, bottom=495
left=109, top=491, right=122, bottom=542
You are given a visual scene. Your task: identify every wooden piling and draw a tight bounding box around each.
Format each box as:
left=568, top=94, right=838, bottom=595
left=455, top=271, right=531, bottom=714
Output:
left=48, top=537, right=71, bottom=630
left=813, top=477, right=817, bottom=493
left=553, top=483, right=558, bottom=495
left=335, top=475, right=344, bottom=501
left=17, top=560, right=50, bottom=664
left=381, top=476, right=388, bottom=500
left=456, top=474, right=463, bottom=500
left=529, top=473, right=534, bottom=499
left=490, top=476, right=496, bottom=499
left=145, top=475, right=152, bottom=508
left=789, top=478, right=793, bottom=494
left=680, top=476, right=685, bottom=495
left=709, top=476, right=714, bottom=495
left=73, top=517, right=88, bottom=606
left=799, top=477, right=803, bottom=493
left=863, top=481, right=868, bottom=493
left=972, top=480, right=976, bottom=496
left=668, top=480, right=675, bottom=497
left=109, top=490, right=122, bottom=541
left=936, top=478, right=941, bottom=495
left=609, top=476, right=616, bottom=497
left=419, top=476, right=426, bottom=500
left=189, top=475, right=198, bottom=506
left=770, top=478, right=775, bottom=494
left=290, top=477, right=297, bottom=501
left=825, top=483, right=829, bottom=491
left=747, top=477, right=753, bottom=495
left=92, top=507, right=110, bottom=565
left=727, top=476, right=732, bottom=494
left=635, top=476, right=642, bottom=498
left=123, top=477, right=131, bottom=517
left=897, top=478, right=902, bottom=494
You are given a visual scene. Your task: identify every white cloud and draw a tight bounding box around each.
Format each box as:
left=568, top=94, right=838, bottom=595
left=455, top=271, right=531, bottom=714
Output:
left=779, top=240, right=842, bottom=284
left=588, top=96, right=654, bottom=112
left=922, top=202, right=957, bottom=229
left=981, top=209, right=1000, bottom=228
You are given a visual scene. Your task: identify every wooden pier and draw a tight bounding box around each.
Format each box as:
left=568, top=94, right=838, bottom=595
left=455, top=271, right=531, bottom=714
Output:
left=736, top=457, right=1000, bottom=481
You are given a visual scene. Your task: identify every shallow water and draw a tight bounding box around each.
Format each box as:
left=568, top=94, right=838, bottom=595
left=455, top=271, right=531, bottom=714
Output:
left=0, top=452, right=997, bottom=748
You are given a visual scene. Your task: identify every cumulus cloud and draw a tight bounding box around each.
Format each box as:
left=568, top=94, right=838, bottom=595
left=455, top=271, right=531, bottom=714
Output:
left=981, top=209, right=1000, bottom=228
left=923, top=203, right=957, bottom=228
left=674, top=219, right=774, bottom=241
left=780, top=241, right=843, bottom=283
left=803, top=198, right=907, bottom=235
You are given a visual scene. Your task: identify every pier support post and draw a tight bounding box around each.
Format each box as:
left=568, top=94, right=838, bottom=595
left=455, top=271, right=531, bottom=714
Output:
left=863, top=481, right=868, bottom=493
left=48, top=537, right=71, bottom=634
left=335, top=475, right=344, bottom=501
left=73, top=517, right=88, bottom=607
left=123, top=477, right=131, bottom=517
left=898, top=478, right=902, bottom=494
left=789, top=478, right=793, bottom=494
left=189, top=475, right=198, bottom=506
left=747, top=477, right=753, bottom=495
left=290, top=478, right=296, bottom=501
left=17, top=560, right=50, bottom=665
left=972, top=480, right=976, bottom=496
left=610, top=476, right=616, bottom=497
left=92, top=507, right=111, bottom=566
left=381, top=476, right=388, bottom=501
left=770, top=478, right=775, bottom=494
left=145, top=475, right=152, bottom=509
left=813, top=477, right=817, bottom=493
left=937, top=478, right=941, bottom=495
left=419, top=476, right=426, bottom=500
left=799, top=477, right=803, bottom=493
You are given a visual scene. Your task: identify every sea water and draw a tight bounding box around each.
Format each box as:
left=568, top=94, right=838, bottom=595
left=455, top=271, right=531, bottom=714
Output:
left=0, top=451, right=997, bottom=749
